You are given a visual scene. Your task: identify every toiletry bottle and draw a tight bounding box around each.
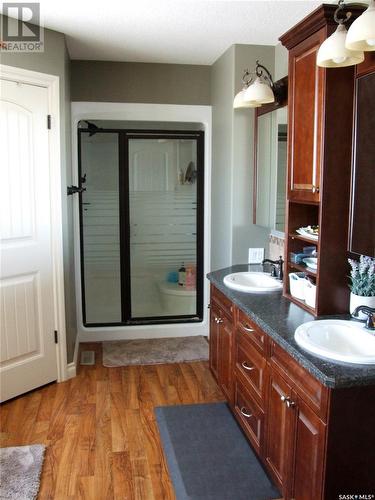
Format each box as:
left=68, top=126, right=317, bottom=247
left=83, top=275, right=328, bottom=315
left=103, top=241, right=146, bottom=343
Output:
left=178, top=168, right=184, bottom=185
left=178, top=263, right=186, bottom=287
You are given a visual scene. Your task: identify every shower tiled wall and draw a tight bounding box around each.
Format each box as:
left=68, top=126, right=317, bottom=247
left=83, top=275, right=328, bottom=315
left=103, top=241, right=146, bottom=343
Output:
left=269, top=234, right=285, bottom=261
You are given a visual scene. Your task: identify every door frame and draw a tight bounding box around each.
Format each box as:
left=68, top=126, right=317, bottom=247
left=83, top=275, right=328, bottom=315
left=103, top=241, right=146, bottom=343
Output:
left=71, top=102, right=212, bottom=341
left=1, top=64, right=69, bottom=382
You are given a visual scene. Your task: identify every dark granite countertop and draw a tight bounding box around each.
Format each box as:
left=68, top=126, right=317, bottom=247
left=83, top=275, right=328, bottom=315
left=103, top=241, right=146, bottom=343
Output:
left=207, top=264, right=375, bottom=389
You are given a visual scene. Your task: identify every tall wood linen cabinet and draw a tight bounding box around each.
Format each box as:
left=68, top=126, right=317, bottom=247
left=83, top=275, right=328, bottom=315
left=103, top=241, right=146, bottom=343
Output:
left=279, top=4, right=365, bottom=316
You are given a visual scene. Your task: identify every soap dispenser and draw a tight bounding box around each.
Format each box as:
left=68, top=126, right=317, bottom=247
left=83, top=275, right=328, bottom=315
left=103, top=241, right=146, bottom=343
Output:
left=178, top=263, right=186, bottom=286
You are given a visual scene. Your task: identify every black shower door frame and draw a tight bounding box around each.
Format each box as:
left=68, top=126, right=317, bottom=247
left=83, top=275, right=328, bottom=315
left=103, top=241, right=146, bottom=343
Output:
left=78, top=128, right=205, bottom=327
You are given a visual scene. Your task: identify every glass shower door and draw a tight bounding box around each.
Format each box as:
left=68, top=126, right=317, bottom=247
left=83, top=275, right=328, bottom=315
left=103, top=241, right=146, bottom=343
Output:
left=80, top=132, right=122, bottom=324
left=127, top=136, right=199, bottom=319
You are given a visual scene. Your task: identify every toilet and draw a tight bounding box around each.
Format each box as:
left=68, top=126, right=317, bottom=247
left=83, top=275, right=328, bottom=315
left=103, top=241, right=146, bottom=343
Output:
left=158, top=282, right=196, bottom=315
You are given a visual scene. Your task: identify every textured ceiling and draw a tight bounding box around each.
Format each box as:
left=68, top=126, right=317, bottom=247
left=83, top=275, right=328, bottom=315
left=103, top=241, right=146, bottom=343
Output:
left=4, top=0, right=369, bottom=65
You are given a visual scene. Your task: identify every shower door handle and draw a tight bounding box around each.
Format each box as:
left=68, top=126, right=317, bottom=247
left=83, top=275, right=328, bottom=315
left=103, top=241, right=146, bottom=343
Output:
left=67, top=185, right=86, bottom=195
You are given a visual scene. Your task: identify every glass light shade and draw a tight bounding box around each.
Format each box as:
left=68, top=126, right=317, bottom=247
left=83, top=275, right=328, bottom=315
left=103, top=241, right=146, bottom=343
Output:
left=346, top=0, right=375, bottom=52
left=317, top=24, right=364, bottom=67
left=233, top=89, right=261, bottom=109
left=243, top=77, right=275, bottom=105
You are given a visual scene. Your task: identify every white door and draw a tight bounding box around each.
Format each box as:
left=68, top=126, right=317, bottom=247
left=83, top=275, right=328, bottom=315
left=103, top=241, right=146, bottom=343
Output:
left=0, top=78, right=58, bottom=402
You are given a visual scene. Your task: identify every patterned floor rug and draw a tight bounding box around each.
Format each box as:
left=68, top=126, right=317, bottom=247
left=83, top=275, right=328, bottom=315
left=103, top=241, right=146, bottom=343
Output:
left=102, top=335, right=209, bottom=367
left=0, top=444, right=46, bottom=499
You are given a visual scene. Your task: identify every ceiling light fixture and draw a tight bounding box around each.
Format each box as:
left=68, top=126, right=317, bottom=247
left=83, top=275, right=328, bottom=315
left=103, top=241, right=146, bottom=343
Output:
left=234, top=61, right=286, bottom=109
left=346, top=0, right=375, bottom=52
left=317, top=0, right=364, bottom=68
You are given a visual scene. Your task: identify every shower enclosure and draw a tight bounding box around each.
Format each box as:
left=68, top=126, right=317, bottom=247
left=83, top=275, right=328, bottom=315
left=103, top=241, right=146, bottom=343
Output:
left=78, top=126, right=204, bottom=327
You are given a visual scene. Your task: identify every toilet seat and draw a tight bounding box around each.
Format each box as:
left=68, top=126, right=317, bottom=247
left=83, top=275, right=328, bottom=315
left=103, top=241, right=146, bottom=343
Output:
left=159, top=282, right=196, bottom=297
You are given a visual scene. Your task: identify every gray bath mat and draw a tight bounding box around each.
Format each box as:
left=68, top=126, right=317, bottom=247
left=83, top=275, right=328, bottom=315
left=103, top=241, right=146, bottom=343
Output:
left=0, top=444, right=46, bottom=499
left=102, top=336, right=208, bottom=367
left=155, top=403, right=280, bottom=500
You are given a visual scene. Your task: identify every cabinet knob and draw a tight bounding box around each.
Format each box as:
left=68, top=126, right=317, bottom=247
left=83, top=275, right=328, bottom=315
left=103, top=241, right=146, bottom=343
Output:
left=280, top=395, right=296, bottom=408
left=312, top=185, right=320, bottom=194
left=240, top=407, right=253, bottom=419
left=215, top=317, right=223, bottom=324
left=241, top=361, right=255, bottom=371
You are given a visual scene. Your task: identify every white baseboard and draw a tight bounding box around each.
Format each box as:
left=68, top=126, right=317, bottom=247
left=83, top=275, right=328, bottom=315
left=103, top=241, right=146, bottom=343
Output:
left=78, top=322, right=209, bottom=343
left=65, top=334, right=79, bottom=379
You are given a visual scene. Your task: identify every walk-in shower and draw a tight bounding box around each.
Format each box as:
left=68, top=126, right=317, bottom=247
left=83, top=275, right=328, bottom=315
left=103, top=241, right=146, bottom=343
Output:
left=78, top=125, right=204, bottom=327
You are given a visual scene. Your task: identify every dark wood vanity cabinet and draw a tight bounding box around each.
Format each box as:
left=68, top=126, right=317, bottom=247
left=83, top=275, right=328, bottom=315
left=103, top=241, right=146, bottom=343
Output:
left=266, top=345, right=327, bottom=500
left=286, top=28, right=325, bottom=203
left=209, top=284, right=375, bottom=499
left=210, top=287, right=234, bottom=404
left=280, top=5, right=365, bottom=316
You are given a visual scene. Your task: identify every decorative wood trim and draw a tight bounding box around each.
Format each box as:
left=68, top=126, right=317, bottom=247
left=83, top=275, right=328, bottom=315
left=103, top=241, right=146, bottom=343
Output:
left=279, top=4, right=365, bottom=50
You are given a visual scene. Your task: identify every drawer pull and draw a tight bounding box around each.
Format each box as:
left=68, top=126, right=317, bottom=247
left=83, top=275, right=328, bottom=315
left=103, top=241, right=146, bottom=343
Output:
left=241, top=361, right=255, bottom=371
left=240, top=407, right=253, bottom=418
left=243, top=324, right=254, bottom=333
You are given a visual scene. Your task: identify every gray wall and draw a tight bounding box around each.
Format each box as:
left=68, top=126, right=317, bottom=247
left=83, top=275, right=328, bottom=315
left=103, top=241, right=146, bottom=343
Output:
left=232, top=44, right=275, bottom=265
left=210, top=43, right=275, bottom=270
left=210, top=46, right=235, bottom=270
left=71, top=60, right=211, bottom=105
left=1, top=21, right=77, bottom=363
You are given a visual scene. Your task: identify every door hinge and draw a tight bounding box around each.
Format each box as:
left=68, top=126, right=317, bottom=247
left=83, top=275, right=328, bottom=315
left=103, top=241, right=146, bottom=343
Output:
left=54, top=330, right=58, bottom=344
left=47, top=115, right=51, bottom=129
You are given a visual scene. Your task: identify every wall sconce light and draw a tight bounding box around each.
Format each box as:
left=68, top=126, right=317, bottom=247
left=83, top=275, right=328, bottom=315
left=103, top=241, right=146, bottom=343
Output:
left=233, top=61, right=286, bottom=109
left=233, top=69, right=261, bottom=108
left=317, top=0, right=364, bottom=67
left=346, top=0, right=375, bottom=52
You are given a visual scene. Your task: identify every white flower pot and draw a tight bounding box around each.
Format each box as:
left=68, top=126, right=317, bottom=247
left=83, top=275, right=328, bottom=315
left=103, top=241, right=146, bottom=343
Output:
left=350, top=293, right=375, bottom=320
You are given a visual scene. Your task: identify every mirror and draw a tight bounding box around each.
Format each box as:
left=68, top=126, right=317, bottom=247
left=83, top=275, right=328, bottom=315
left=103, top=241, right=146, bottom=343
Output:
left=349, top=70, right=375, bottom=257
left=254, top=78, right=288, bottom=233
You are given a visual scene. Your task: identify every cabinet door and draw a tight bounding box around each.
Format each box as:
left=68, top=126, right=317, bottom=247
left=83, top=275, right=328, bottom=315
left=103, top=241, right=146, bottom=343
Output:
left=218, top=315, right=233, bottom=403
left=265, top=366, right=294, bottom=493
left=288, top=28, right=325, bottom=203
left=209, top=302, right=220, bottom=381
left=290, top=395, right=326, bottom=500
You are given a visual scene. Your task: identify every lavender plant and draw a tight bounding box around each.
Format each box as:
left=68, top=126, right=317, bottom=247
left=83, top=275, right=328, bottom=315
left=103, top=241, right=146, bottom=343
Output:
left=348, top=255, right=375, bottom=297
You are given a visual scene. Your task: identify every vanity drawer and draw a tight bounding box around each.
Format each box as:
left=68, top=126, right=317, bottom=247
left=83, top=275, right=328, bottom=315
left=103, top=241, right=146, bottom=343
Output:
left=235, top=331, right=266, bottom=402
left=270, top=341, right=329, bottom=420
left=237, top=309, right=267, bottom=354
left=211, top=285, right=233, bottom=319
left=234, top=376, right=265, bottom=454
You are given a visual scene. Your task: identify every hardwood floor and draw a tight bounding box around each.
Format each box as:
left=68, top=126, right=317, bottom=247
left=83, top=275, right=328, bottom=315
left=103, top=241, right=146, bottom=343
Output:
left=0, top=342, right=225, bottom=499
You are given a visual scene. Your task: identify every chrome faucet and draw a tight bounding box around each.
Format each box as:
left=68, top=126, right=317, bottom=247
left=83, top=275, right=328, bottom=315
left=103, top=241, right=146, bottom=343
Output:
left=262, top=256, right=284, bottom=281
left=352, top=305, right=375, bottom=331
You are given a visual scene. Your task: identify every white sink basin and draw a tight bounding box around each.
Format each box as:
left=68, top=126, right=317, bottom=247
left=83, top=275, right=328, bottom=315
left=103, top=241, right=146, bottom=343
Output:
left=223, top=272, right=283, bottom=293
left=295, top=320, right=375, bottom=364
